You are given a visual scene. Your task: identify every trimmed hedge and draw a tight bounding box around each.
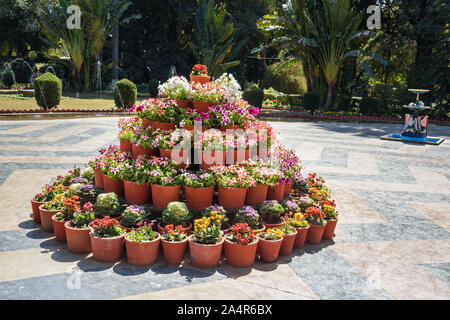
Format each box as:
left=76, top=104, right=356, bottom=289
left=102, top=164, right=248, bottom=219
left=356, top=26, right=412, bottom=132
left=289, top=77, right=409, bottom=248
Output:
left=243, top=84, right=264, bottom=108
left=358, top=97, right=380, bottom=115
left=34, top=72, right=62, bottom=110
left=1, top=70, right=15, bottom=89
left=260, top=61, right=307, bottom=95
left=114, top=78, right=137, bottom=110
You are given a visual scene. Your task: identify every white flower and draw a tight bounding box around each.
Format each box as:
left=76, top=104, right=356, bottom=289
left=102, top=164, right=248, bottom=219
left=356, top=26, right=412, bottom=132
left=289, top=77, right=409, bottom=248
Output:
left=158, top=76, right=192, bottom=100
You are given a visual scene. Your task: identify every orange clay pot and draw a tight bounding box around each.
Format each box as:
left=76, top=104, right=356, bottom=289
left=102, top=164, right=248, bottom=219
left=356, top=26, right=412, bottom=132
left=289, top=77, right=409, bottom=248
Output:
left=151, top=184, right=181, bottom=208
left=245, top=184, right=268, bottom=206
left=89, top=233, right=125, bottom=262
left=125, top=233, right=161, bottom=266
left=184, top=186, right=214, bottom=210
left=220, top=125, right=241, bottom=132
left=279, top=229, right=297, bottom=256
left=294, top=225, right=310, bottom=249
left=132, top=143, right=157, bottom=160
left=224, top=236, right=259, bottom=268
left=30, top=198, right=45, bottom=223
left=190, top=75, right=210, bottom=85
left=151, top=121, right=176, bottom=131
left=266, top=183, right=285, bottom=201
left=124, top=180, right=150, bottom=204
left=157, top=221, right=192, bottom=236
left=161, top=237, right=188, bottom=265
left=159, top=148, right=188, bottom=169
left=284, top=182, right=293, bottom=195
left=119, top=139, right=132, bottom=154
left=142, top=118, right=151, bottom=128
left=52, top=215, right=67, bottom=242
left=176, top=100, right=191, bottom=109
left=262, top=220, right=284, bottom=230
left=94, top=168, right=104, bottom=189
left=188, top=234, right=224, bottom=269
left=218, top=186, right=247, bottom=210
left=192, top=101, right=214, bottom=113
left=102, top=174, right=124, bottom=197
left=322, top=219, right=338, bottom=239
left=306, top=222, right=327, bottom=244
left=183, top=125, right=210, bottom=132
left=199, top=150, right=226, bottom=170
left=64, top=221, right=91, bottom=253
left=257, top=237, right=282, bottom=263
left=38, top=204, right=58, bottom=233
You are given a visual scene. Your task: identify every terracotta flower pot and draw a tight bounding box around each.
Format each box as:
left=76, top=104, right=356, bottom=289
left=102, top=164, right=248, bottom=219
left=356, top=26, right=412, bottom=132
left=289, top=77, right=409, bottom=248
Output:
left=188, top=234, right=224, bottom=269
left=52, top=215, right=67, bottom=242
left=64, top=221, right=91, bottom=253
left=38, top=204, right=58, bottom=232
left=30, top=198, right=45, bottom=223
left=184, top=186, right=214, bottom=210
left=124, top=180, right=150, bottom=204
left=279, top=230, right=297, bottom=256
left=218, top=186, right=247, bottom=209
left=161, top=237, right=188, bottom=265
left=103, top=174, right=124, bottom=197
left=284, top=182, right=293, bottom=195
left=252, top=224, right=266, bottom=234
left=119, top=139, right=132, bottom=154
left=245, top=184, right=268, bottom=205
left=176, top=100, right=191, bottom=109
left=142, top=119, right=151, bottom=128
left=294, top=226, right=310, bottom=248
left=157, top=221, right=192, bottom=236
left=198, top=150, right=226, bottom=170
left=159, top=148, right=188, bottom=168
left=258, top=237, right=282, bottom=263
left=151, top=184, right=181, bottom=208
left=94, top=169, right=104, bottom=189
left=322, top=219, right=338, bottom=239
left=89, top=233, right=125, bottom=262
left=262, top=220, right=284, bottom=230
left=192, top=101, right=214, bottom=113
left=190, top=75, right=210, bottom=85
left=132, top=143, right=157, bottom=160
left=220, top=125, right=241, bottom=132
left=183, top=125, right=210, bottom=132
left=232, top=149, right=249, bottom=165
left=151, top=121, right=176, bottom=131
left=224, top=236, right=259, bottom=268
left=125, top=233, right=161, bottom=266
left=306, top=222, right=327, bottom=244
left=266, top=183, right=285, bottom=201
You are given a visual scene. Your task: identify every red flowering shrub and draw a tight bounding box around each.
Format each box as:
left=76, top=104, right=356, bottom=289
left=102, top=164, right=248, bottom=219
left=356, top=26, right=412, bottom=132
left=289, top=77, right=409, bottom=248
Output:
left=229, top=223, right=255, bottom=245
left=191, top=64, right=208, bottom=76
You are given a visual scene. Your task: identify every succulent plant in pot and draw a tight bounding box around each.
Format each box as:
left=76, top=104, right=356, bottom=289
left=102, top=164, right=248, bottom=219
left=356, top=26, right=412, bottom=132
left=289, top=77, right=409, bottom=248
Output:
left=259, top=200, right=285, bottom=226
left=233, top=206, right=263, bottom=232
left=159, top=201, right=193, bottom=235
left=94, top=192, right=122, bottom=218
left=120, top=205, right=149, bottom=230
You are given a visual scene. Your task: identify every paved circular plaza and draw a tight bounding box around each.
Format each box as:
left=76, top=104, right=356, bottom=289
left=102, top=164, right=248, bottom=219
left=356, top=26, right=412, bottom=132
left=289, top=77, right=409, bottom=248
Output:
left=0, top=117, right=449, bottom=300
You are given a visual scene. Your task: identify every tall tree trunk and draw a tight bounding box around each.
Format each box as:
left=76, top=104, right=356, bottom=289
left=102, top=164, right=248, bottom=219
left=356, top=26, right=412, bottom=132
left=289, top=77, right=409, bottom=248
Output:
left=322, top=78, right=337, bottom=111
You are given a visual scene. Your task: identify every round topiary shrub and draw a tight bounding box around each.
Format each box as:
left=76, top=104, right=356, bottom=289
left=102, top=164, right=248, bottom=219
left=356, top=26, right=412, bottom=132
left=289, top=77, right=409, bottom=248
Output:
left=302, top=91, right=321, bottom=112
left=2, top=70, right=15, bottom=89
left=260, top=61, right=307, bottom=95
left=114, top=78, right=137, bottom=110
left=359, top=97, right=380, bottom=116
left=243, top=84, right=264, bottom=108
left=34, top=72, right=62, bottom=110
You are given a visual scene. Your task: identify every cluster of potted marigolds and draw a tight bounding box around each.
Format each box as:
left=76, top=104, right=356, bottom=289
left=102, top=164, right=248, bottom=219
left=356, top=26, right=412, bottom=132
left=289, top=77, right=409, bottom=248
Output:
left=29, top=65, right=339, bottom=268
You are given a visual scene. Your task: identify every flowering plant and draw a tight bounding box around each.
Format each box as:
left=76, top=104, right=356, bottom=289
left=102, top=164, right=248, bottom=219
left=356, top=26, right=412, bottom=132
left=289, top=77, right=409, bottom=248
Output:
left=258, top=228, right=284, bottom=240
left=94, top=192, right=122, bottom=217
left=271, top=146, right=302, bottom=182
left=211, top=164, right=255, bottom=188
left=179, top=108, right=212, bottom=128
left=259, top=200, right=285, bottom=224
left=132, top=127, right=158, bottom=150
left=182, top=170, right=215, bottom=188
left=203, top=205, right=229, bottom=229
left=71, top=202, right=95, bottom=228
left=194, top=129, right=225, bottom=151
left=90, top=216, right=125, bottom=237
left=234, top=206, right=260, bottom=229
left=55, top=168, right=80, bottom=187
left=118, top=155, right=150, bottom=184
left=88, top=145, right=120, bottom=171
left=244, top=160, right=280, bottom=186
left=129, top=98, right=179, bottom=123
left=158, top=76, right=191, bottom=100
left=309, top=187, right=329, bottom=202
left=117, top=117, right=141, bottom=142
left=288, top=212, right=309, bottom=228
left=162, top=201, right=192, bottom=227
left=77, top=184, right=102, bottom=206
left=214, top=73, right=242, bottom=104
left=33, top=183, right=65, bottom=202
left=153, top=129, right=192, bottom=150
left=191, top=82, right=222, bottom=103
left=307, top=173, right=328, bottom=190
left=304, top=207, right=325, bottom=225
left=243, top=119, right=277, bottom=150
left=322, top=204, right=337, bottom=220
left=192, top=216, right=222, bottom=244
left=162, top=224, right=187, bottom=242
left=148, top=157, right=182, bottom=186
left=81, top=167, right=95, bottom=182
left=209, top=101, right=256, bottom=129
left=227, top=223, right=255, bottom=245
left=54, top=195, right=81, bottom=221
left=126, top=222, right=157, bottom=242
left=278, top=222, right=296, bottom=234
left=292, top=175, right=309, bottom=195
left=191, top=64, right=208, bottom=76
left=103, top=151, right=132, bottom=181
left=42, top=194, right=65, bottom=211
left=120, top=205, right=149, bottom=227
left=281, top=200, right=299, bottom=213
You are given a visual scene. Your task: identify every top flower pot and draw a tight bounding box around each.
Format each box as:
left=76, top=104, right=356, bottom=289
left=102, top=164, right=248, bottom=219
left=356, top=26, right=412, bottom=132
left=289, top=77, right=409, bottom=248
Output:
left=190, top=75, right=210, bottom=85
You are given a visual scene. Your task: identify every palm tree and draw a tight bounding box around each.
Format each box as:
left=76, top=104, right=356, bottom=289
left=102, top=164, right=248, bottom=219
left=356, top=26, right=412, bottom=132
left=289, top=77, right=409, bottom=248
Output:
left=188, top=0, right=248, bottom=78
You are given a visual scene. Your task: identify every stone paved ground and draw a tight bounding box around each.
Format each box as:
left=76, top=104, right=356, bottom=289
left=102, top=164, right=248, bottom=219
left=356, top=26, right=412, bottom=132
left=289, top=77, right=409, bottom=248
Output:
left=0, top=117, right=449, bottom=300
